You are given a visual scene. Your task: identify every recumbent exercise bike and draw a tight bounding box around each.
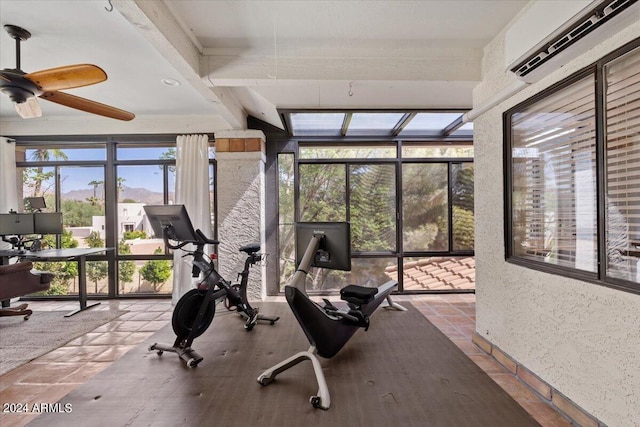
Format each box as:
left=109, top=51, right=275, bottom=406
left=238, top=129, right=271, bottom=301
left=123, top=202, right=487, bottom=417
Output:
left=144, top=205, right=279, bottom=368
left=257, top=222, right=405, bottom=410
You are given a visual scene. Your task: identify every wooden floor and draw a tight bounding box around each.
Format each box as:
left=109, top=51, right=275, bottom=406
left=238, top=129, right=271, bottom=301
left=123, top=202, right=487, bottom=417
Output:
left=0, top=294, right=570, bottom=427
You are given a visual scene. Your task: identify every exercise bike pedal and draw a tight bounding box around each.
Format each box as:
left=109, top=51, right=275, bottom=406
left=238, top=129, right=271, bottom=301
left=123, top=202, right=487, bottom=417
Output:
left=322, top=298, right=338, bottom=311
left=244, top=309, right=260, bottom=331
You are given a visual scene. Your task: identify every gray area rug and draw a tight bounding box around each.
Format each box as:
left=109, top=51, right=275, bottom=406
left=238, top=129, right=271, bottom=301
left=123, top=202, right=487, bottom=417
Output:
left=0, top=309, right=125, bottom=376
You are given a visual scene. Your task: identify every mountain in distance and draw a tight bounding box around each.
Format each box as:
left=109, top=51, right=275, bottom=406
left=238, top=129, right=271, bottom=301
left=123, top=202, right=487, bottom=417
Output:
left=63, top=186, right=174, bottom=204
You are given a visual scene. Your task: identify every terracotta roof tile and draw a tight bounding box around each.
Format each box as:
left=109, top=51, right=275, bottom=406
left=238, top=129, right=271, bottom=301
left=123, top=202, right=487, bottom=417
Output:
left=385, top=256, right=475, bottom=290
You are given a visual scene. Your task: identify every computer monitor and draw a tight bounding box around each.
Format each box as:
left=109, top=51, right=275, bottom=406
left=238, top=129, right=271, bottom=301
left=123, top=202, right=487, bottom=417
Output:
left=0, top=213, right=35, bottom=236
left=295, top=222, right=351, bottom=271
left=34, top=212, right=64, bottom=235
left=25, top=197, right=46, bottom=211
left=144, top=205, right=198, bottom=242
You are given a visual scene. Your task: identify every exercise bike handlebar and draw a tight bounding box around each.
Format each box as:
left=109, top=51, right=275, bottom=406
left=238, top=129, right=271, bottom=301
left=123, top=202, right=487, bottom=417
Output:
left=161, top=226, right=219, bottom=250
left=195, top=229, right=219, bottom=245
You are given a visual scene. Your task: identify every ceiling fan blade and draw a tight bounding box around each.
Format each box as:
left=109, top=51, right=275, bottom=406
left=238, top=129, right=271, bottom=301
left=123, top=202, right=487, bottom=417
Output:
left=40, top=91, right=135, bottom=121
left=24, top=64, right=107, bottom=91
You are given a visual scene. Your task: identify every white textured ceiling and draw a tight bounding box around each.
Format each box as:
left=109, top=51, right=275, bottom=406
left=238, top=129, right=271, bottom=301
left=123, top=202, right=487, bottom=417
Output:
left=0, top=0, right=529, bottom=132
left=174, top=0, right=515, bottom=50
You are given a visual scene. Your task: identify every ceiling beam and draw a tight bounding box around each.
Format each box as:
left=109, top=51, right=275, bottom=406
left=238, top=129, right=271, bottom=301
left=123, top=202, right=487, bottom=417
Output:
left=202, top=54, right=481, bottom=84
left=112, top=0, right=246, bottom=129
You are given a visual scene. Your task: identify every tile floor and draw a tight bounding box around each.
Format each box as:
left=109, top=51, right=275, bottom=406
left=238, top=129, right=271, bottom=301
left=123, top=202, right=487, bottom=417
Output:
left=0, top=294, right=572, bottom=427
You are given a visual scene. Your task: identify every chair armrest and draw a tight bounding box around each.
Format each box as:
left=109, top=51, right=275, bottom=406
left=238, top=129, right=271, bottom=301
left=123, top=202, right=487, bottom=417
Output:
left=0, top=261, right=34, bottom=275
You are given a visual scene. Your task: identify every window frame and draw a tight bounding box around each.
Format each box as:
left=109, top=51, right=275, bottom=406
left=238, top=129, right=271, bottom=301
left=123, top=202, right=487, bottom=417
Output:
left=275, top=137, right=475, bottom=294
left=504, top=37, right=640, bottom=295
left=12, top=134, right=217, bottom=299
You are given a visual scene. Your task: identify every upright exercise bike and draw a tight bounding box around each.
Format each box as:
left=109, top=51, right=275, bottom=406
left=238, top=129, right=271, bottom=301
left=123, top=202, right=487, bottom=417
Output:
left=144, top=205, right=279, bottom=368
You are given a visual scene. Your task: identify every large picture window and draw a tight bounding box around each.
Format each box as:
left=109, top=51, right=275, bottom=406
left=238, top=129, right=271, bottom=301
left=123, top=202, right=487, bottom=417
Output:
left=14, top=136, right=216, bottom=298
left=275, top=141, right=474, bottom=294
left=505, top=40, right=640, bottom=293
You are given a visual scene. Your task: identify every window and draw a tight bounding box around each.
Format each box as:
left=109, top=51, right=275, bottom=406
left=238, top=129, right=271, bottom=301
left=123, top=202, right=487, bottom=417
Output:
left=282, top=110, right=472, bottom=138
left=403, top=163, right=448, bottom=252
left=299, top=143, right=396, bottom=159
left=509, top=73, right=597, bottom=271
left=14, top=136, right=216, bottom=298
left=274, top=140, right=474, bottom=294
left=505, top=40, right=640, bottom=293
left=604, top=45, right=640, bottom=284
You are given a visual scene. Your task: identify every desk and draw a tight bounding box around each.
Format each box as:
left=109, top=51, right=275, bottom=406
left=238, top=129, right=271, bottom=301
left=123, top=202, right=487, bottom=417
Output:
left=0, top=248, right=113, bottom=317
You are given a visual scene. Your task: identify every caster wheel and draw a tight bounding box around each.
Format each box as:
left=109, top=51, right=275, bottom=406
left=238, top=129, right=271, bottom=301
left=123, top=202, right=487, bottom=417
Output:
left=156, top=350, right=164, bottom=356
left=23, top=315, right=30, bottom=320
left=257, top=375, right=272, bottom=386
left=186, top=358, right=199, bottom=368
left=244, top=323, right=255, bottom=331
left=310, top=396, right=321, bottom=408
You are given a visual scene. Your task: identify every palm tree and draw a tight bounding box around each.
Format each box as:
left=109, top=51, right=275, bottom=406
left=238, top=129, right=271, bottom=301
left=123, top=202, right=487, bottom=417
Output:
left=87, top=180, right=104, bottom=206
left=30, top=149, right=68, bottom=196
left=117, top=177, right=126, bottom=202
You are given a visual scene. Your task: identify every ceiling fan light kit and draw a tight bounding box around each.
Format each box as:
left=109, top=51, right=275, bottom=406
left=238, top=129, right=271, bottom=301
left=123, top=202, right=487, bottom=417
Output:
left=0, top=24, right=135, bottom=121
left=14, top=96, right=41, bottom=118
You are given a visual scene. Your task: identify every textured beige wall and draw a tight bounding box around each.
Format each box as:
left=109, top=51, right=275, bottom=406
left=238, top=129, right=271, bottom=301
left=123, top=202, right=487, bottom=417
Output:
left=473, top=15, right=640, bottom=427
left=215, top=151, right=264, bottom=300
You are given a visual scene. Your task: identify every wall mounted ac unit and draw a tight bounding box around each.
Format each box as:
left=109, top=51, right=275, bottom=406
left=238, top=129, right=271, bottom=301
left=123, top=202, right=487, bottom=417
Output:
left=506, top=0, right=640, bottom=83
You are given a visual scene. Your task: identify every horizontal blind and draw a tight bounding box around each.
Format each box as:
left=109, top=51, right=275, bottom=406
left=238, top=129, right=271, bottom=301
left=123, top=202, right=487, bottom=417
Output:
left=605, top=45, right=640, bottom=283
left=511, top=74, right=597, bottom=272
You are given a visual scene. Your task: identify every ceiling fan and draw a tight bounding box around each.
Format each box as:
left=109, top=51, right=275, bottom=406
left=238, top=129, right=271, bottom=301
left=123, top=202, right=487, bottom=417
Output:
left=0, top=24, right=135, bottom=121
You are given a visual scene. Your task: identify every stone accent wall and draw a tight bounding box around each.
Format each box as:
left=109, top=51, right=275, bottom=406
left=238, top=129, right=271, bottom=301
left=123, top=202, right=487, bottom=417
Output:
left=214, top=131, right=266, bottom=300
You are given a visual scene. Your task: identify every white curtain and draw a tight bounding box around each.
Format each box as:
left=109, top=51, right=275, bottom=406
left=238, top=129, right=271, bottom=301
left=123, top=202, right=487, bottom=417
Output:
left=0, top=138, right=18, bottom=250
left=173, top=134, right=212, bottom=304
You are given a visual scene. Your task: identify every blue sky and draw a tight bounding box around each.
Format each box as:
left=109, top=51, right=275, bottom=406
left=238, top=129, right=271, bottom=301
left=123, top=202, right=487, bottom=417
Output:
left=60, top=166, right=168, bottom=193
left=25, top=147, right=172, bottom=193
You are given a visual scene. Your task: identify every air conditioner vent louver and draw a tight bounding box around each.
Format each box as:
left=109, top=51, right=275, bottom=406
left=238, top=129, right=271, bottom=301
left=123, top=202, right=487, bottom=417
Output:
left=511, top=0, right=638, bottom=79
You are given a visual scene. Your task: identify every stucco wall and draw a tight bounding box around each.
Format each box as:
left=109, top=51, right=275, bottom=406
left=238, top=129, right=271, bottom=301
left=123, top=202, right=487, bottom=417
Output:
left=216, top=151, right=264, bottom=300
left=473, top=13, right=640, bottom=427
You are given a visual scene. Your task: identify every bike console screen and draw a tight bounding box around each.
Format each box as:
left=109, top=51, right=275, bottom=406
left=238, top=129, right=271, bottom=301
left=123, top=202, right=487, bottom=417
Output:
left=144, top=205, right=198, bottom=243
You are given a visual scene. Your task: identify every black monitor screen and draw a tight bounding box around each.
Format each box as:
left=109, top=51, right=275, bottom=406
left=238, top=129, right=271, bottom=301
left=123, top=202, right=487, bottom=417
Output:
left=144, top=205, right=198, bottom=242
left=295, top=222, right=351, bottom=271
left=34, top=212, right=63, bottom=235
left=0, top=213, right=35, bottom=236
left=25, top=197, right=46, bottom=211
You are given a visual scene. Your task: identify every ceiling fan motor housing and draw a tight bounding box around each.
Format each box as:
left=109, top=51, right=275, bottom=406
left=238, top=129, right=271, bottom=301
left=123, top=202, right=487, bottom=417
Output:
left=1, top=85, right=34, bottom=103
left=0, top=69, right=41, bottom=103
